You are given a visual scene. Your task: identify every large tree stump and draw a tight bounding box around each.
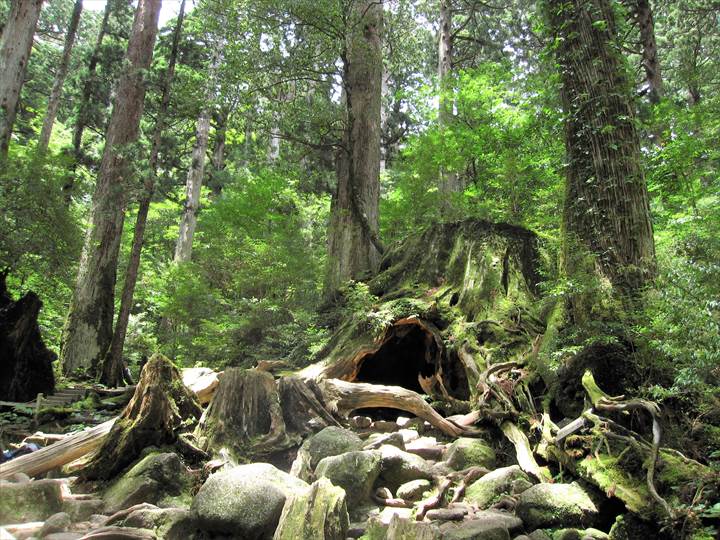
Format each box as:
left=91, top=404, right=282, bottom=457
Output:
left=82, top=354, right=201, bottom=480
left=0, top=273, right=56, bottom=401
left=196, top=368, right=294, bottom=459
left=278, top=376, right=342, bottom=436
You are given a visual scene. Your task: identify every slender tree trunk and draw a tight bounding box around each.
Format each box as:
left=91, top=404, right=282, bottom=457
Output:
left=101, top=0, right=186, bottom=387
left=267, top=123, right=281, bottom=161
left=325, top=0, right=384, bottom=294
left=63, top=0, right=112, bottom=202
left=380, top=65, right=389, bottom=173
left=633, top=0, right=663, bottom=103
left=437, top=0, right=460, bottom=210
left=0, top=0, right=44, bottom=159
left=38, top=0, right=83, bottom=153
left=61, top=0, right=162, bottom=377
left=209, top=108, right=227, bottom=197
left=548, top=0, right=655, bottom=316
left=174, top=39, right=224, bottom=263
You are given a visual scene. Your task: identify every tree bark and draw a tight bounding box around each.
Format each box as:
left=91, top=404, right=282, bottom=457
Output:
left=325, top=0, right=384, bottom=294
left=209, top=107, right=227, bottom=196
left=548, top=0, right=655, bottom=304
left=101, top=0, right=186, bottom=387
left=64, top=0, right=113, bottom=203
left=38, top=0, right=83, bottom=153
left=0, top=0, right=44, bottom=159
left=61, top=0, right=162, bottom=377
left=437, top=0, right=461, bottom=209
left=633, top=0, right=663, bottom=103
left=174, top=38, right=224, bottom=263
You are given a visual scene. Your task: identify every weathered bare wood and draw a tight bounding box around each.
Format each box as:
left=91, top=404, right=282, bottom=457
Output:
left=0, top=418, right=116, bottom=480
left=318, top=378, right=464, bottom=437
left=80, top=526, right=157, bottom=539
left=181, top=367, right=220, bottom=405
left=554, top=413, right=589, bottom=443
left=1, top=521, right=44, bottom=538
left=500, top=421, right=550, bottom=482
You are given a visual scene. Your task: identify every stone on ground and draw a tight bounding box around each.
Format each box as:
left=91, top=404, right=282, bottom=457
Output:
left=396, top=478, right=431, bottom=501
left=377, top=444, right=433, bottom=491
left=191, top=463, right=308, bottom=538
left=516, top=483, right=598, bottom=530
left=273, top=477, right=348, bottom=540
left=290, top=426, right=363, bottom=481
left=315, top=450, right=381, bottom=509
left=0, top=479, right=63, bottom=522
left=444, top=437, right=496, bottom=471
left=464, top=465, right=533, bottom=508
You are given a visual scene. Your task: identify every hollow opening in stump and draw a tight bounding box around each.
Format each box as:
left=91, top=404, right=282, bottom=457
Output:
left=351, top=319, right=470, bottom=407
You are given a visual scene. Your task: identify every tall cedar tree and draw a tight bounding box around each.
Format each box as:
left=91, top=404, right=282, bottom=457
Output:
left=0, top=0, right=44, bottom=158
left=326, top=0, right=384, bottom=294
left=548, top=0, right=655, bottom=315
left=61, top=0, right=162, bottom=376
left=103, top=0, right=187, bottom=386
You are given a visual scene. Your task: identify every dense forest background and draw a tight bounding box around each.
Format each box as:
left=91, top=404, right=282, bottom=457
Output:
left=0, top=0, right=718, bottom=447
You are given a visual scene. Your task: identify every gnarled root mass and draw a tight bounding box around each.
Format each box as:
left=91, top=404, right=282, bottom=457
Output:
left=81, top=354, right=201, bottom=480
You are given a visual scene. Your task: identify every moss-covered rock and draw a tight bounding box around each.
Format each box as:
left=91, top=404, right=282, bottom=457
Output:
left=191, top=463, right=308, bottom=539
left=104, top=452, right=192, bottom=513
left=290, top=426, right=363, bottom=481
left=464, top=465, right=533, bottom=508
left=315, top=450, right=382, bottom=509
left=121, top=506, right=196, bottom=539
left=274, top=478, right=349, bottom=540
left=438, top=510, right=523, bottom=539
left=378, top=444, right=433, bottom=491
left=516, top=483, right=598, bottom=530
left=444, top=437, right=496, bottom=471
left=396, top=478, right=431, bottom=501
left=552, top=528, right=608, bottom=540
left=0, top=479, right=63, bottom=523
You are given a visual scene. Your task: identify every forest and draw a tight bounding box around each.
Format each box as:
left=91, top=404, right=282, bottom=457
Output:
left=0, top=0, right=718, bottom=539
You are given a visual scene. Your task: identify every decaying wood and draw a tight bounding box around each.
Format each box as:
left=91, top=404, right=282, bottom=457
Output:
left=1, top=521, right=44, bottom=538
left=82, top=354, right=201, bottom=480
left=278, top=376, right=341, bottom=435
left=181, top=367, right=220, bottom=405
left=103, top=503, right=160, bottom=527
left=0, top=418, right=116, bottom=480
left=197, top=368, right=294, bottom=457
left=318, top=378, right=465, bottom=437
left=500, top=421, right=550, bottom=482
left=416, top=476, right=453, bottom=520
left=80, top=526, right=156, bottom=539
left=450, top=466, right=488, bottom=503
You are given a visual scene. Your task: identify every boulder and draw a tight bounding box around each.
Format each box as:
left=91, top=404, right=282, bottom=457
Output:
left=273, top=478, right=349, bottom=540
left=377, top=445, right=433, bottom=491
left=192, top=463, right=308, bottom=539
left=315, top=451, right=382, bottom=509
left=290, top=426, right=363, bottom=481
left=386, top=514, right=440, bottom=539
left=38, top=512, right=72, bottom=537
left=552, top=529, right=608, bottom=540
left=122, top=506, right=196, bottom=539
left=364, top=432, right=405, bottom=450
left=438, top=510, right=522, bottom=539
left=0, top=479, right=63, bottom=522
left=464, top=465, right=533, bottom=508
left=444, top=438, right=496, bottom=471
left=396, top=479, right=431, bottom=501
left=516, top=483, right=598, bottom=530
left=103, top=452, right=192, bottom=513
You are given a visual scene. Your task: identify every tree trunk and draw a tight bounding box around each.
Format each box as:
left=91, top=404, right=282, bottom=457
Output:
left=325, top=0, right=383, bottom=294
left=83, top=354, right=201, bottom=481
left=174, top=39, right=224, bottom=263
left=548, top=0, right=655, bottom=307
left=63, top=0, right=112, bottom=203
left=633, top=0, right=663, bottom=103
left=0, top=0, right=43, bottom=159
left=209, top=107, right=227, bottom=196
left=38, top=0, right=83, bottom=153
left=437, top=0, right=461, bottom=209
left=0, top=273, right=56, bottom=402
left=61, top=0, right=162, bottom=377
left=101, top=0, right=186, bottom=387
left=268, top=122, right=281, bottom=161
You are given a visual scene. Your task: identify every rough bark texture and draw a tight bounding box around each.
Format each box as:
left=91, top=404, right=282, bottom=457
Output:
left=209, top=108, right=227, bottom=196
left=633, top=0, right=663, bottom=103
left=196, top=368, right=293, bottom=459
left=38, top=0, right=83, bottom=153
left=102, top=0, right=186, bottom=387
left=61, top=0, right=162, bottom=376
left=65, top=0, right=112, bottom=203
left=174, top=38, right=224, bottom=262
left=325, top=0, right=383, bottom=294
left=83, top=354, right=201, bottom=481
left=437, top=0, right=461, bottom=206
left=0, top=0, right=43, bottom=158
left=548, top=0, right=655, bottom=298
left=0, top=274, right=55, bottom=402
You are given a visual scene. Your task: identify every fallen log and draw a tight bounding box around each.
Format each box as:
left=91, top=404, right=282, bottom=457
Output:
left=317, top=378, right=465, bottom=437
left=0, top=418, right=116, bottom=480
left=500, top=420, right=551, bottom=482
